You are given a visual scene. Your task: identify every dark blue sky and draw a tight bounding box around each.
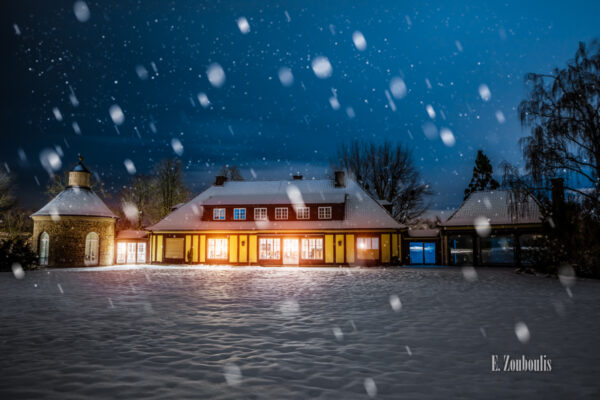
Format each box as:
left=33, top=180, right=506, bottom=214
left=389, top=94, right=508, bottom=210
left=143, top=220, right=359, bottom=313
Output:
left=2, top=0, right=599, bottom=210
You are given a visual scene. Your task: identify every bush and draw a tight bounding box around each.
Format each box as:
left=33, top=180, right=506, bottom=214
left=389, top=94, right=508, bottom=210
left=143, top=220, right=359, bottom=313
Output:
left=0, top=237, right=38, bottom=272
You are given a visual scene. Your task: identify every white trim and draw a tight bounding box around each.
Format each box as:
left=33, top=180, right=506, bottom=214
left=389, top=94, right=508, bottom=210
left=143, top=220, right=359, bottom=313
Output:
left=296, top=206, right=310, bottom=220
left=318, top=206, right=332, bottom=220
left=254, top=207, right=267, bottom=221
left=233, top=208, right=246, bottom=220
left=213, top=208, right=226, bottom=220
left=275, top=207, right=288, bottom=220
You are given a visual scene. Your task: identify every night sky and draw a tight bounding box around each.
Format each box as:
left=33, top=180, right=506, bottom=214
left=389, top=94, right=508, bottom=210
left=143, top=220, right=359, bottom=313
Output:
left=1, top=0, right=599, bottom=211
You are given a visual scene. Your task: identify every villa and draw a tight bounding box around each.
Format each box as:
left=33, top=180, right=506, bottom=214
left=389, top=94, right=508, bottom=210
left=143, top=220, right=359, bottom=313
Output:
left=146, top=172, right=404, bottom=266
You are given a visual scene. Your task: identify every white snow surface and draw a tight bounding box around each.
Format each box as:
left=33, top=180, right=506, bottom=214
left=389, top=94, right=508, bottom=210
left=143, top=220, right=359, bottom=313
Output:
left=149, top=178, right=402, bottom=231
left=32, top=187, right=116, bottom=218
left=1, top=266, right=598, bottom=399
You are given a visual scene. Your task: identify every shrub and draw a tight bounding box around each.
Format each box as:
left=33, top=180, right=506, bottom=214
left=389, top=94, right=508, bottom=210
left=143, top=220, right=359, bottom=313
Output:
left=0, top=237, right=38, bottom=272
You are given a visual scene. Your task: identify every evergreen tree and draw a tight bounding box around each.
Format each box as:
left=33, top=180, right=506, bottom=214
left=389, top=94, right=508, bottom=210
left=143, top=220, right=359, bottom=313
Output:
left=464, top=150, right=499, bottom=200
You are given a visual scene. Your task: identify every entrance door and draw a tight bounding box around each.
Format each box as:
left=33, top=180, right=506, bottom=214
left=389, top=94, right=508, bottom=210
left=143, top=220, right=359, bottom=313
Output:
left=137, top=243, right=146, bottom=263
left=127, top=243, right=137, bottom=263
left=283, top=238, right=299, bottom=265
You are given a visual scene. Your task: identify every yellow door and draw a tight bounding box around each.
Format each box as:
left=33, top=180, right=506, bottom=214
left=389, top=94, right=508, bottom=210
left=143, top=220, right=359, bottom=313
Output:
left=229, top=235, right=238, bottom=263
left=346, top=234, right=355, bottom=263
left=192, top=235, right=199, bottom=263
left=249, top=235, right=257, bottom=263
left=239, top=235, right=248, bottom=263
left=325, top=234, right=334, bottom=263
left=156, top=235, right=163, bottom=262
left=335, top=234, right=345, bottom=263
left=382, top=234, right=391, bottom=263
left=199, top=235, right=206, bottom=263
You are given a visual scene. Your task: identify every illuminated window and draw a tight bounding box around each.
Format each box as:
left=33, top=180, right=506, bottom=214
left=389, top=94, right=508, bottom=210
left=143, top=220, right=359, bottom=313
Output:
left=213, top=208, right=226, bottom=220
left=296, top=207, right=310, bottom=219
left=84, top=232, right=99, bottom=266
left=318, top=206, right=332, bottom=219
left=234, top=208, right=246, bottom=220
left=275, top=207, right=288, bottom=220
left=39, top=232, right=49, bottom=266
left=357, top=237, right=379, bottom=250
left=301, top=238, right=323, bottom=260
left=259, top=238, right=281, bottom=259
left=207, top=238, right=228, bottom=259
left=117, top=242, right=126, bottom=263
left=254, top=207, right=267, bottom=220
left=357, top=237, right=379, bottom=260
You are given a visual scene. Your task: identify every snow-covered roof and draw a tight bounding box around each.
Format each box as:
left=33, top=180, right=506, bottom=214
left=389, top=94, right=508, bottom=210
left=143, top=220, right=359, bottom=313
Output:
left=32, top=187, right=116, bottom=219
left=149, top=178, right=402, bottom=231
left=117, top=230, right=149, bottom=240
left=407, top=228, right=440, bottom=238
left=202, top=192, right=346, bottom=205
left=442, top=190, right=543, bottom=227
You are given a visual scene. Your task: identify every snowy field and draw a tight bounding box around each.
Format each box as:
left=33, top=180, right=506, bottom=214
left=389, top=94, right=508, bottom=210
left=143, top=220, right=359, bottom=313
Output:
left=1, top=266, right=599, bottom=399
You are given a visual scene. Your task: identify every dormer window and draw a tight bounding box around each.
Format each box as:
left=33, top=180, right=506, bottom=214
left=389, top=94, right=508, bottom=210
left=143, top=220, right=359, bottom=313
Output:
left=254, top=207, right=267, bottom=221
left=234, top=208, right=246, bottom=220
left=296, top=207, right=310, bottom=219
left=318, top=206, right=332, bottom=219
left=275, top=207, right=288, bottom=220
left=213, top=208, right=226, bottom=220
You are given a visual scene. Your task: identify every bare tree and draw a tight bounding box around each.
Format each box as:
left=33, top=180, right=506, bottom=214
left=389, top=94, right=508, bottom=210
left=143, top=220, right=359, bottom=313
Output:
left=219, top=165, right=244, bottom=181
left=335, top=140, right=430, bottom=222
left=518, top=40, right=600, bottom=211
left=119, top=175, right=154, bottom=229
left=0, top=172, right=15, bottom=213
left=152, top=159, right=190, bottom=219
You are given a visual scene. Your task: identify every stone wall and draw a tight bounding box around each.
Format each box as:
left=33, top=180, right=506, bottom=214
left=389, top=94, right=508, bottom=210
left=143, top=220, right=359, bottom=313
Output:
left=32, top=216, right=115, bottom=267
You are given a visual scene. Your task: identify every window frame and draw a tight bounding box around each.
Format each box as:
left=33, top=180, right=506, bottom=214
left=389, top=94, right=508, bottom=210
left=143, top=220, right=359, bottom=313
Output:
left=301, top=237, right=324, bottom=260
left=233, top=208, right=246, bottom=220
left=275, top=207, right=288, bottom=220
left=296, top=206, right=310, bottom=220
left=39, top=231, right=50, bottom=266
left=254, top=207, right=267, bottom=221
left=207, top=237, right=229, bottom=260
left=259, top=237, right=281, bottom=260
left=318, top=206, right=332, bottom=220
left=213, top=208, right=226, bottom=220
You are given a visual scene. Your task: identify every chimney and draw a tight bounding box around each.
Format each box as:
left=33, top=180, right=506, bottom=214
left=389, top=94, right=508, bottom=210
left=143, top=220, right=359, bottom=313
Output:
left=551, top=178, right=565, bottom=210
left=292, top=174, right=303, bottom=180
left=334, top=170, right=346, bottom=188
left=214, top=175, right=227, bottom=186
left=68, top=154, right=91, bottom=188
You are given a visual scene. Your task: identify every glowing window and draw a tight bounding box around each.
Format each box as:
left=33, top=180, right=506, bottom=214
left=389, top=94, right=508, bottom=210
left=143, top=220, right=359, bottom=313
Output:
left=296, top=207, right=310, bottom=219
left=301, top=238, right=323, bottom=260
left=39, top=232, right=49, bottom=266
left=318, top=206, right=332, bottom=219
left=213, top=208, right=226, bottom=220
left=117, top=242, right=126, bottom=263
left=275, top=207, right=288, bottom=220
left=84, top=232, right=99, bottom=266
left=357, top=237, right=379, bottom=250
left=207, top=238, right=228, bottom=259
left=234, top=208, right=246, bottom=220
left=259, top=238, right=281, bottom=260
left=254, top=207, right=267, bottom=220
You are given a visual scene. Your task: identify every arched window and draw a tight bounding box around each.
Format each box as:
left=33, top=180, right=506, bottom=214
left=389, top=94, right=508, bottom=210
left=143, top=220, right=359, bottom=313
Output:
left=85, top=232, right=100, bottom=266
left=39, top=232, right=49, bottom=266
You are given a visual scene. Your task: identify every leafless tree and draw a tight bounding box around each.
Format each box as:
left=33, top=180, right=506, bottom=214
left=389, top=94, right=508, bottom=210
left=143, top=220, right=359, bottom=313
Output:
left=518, top=40, right=600, bottom=211
left=219, top=165, right=244, bottom=181
left=152, top=158, right=190, bottom=219
left=335, top=140, right=430, bottom=223
left=0, top=172, right=15, bottom=213
left=119, top=175, right=154, bottom=229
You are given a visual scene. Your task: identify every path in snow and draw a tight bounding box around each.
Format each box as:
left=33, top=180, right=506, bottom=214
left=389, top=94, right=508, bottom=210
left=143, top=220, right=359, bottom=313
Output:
left=1, top=266, right=598, bottom=399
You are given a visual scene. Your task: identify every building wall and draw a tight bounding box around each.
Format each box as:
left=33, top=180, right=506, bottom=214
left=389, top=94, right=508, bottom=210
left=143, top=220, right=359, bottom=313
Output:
left=32, top=216, right=115, bottom=267
left=149, top=231, right=402, bottom=266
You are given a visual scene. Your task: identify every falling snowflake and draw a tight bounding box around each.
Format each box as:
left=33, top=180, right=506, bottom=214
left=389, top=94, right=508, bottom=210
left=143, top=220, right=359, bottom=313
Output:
left=389, top=294, right=402, bottom=312
left=311, top=56, right=332, bottom=79
left=515, top=322, right=530, bottom=343
left=389, top=77, right=407, bottom=99
left=352, top=31, right=367, bottom=51
left=236, top=17, right=250, bottom=34
left=73, top=1, right=90, bottom=23
left=478, top=84, right=491, bottom=101
left=207, top=63, right=226, bottom=87
left=109, top=104, right=125, bottom=125
left=123, top=159, right=136, bottom=174
left=171, top=138, right=184, bottom=156
left=278, top=67, right=294, bottom=87
left=474, top=216, right=491, bottom=237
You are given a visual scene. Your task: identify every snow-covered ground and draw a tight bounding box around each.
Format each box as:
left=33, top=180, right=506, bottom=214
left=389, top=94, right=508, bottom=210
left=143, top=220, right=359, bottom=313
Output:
left=1, top=265, right=598, bottom=399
